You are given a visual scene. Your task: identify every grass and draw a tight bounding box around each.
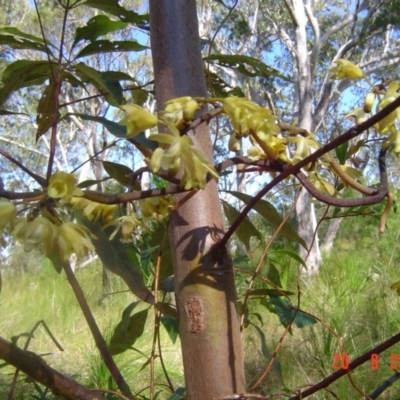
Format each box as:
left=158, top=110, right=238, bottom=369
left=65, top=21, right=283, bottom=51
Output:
left=0, top=258, right=183, bottom=399
left=242, top=211, right=400, bottom=399
left=1, top=209, right=400, bottom=399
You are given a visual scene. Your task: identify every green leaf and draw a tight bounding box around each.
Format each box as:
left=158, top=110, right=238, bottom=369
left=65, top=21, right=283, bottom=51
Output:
left=76, top=211, right=154, bottom=304
left=0, top=60, right=54, bottom=107
left=222, top=200, right=262, bottom=251
left=76, top=40, right=148, bottom=59
left=74, top=63, right=124, bottom=105
left=81, top=0, right=149, bottom=24
left=131, top=87, right=149, bottom=106
left=68, top=112, right=125, bottom=136
left=225, top=191, right=307, bottom=249
left=251, top=323, right=282, bottom=378
left=0, top=110, right=29, bottom=116
left=0, top=35, right=51, bottom=54
left=102, top=70, right=137, bottom=82
left=205, top=71, right=245, bottom=97
left=73, top=15, right=127, bottom=48
left=77, top=177, right=110, bottom=189
left=213, top=0, right=228, bottom=7
left=265, top=295, right=317, bottom=329
left=204, top=54, right=289, bottom=81
left=36, top=83, right=58, bottom=141
left=149, top=223, right=173, bottom=281
left=167, top=387, right=186, bottom=400
left=67, top=113, right=158, bottom=152
left=0, top=27, right=46, bottom=44
left=248, top=244, right=282, bottom=286
left=156, top=302, right=177, bottom=318
left=160, top=315, right=179, bottom=344
left=102, top=160, right=134, bottom=187
left=11, top=332, right=34, bottom=345
left=335, top=142, right=348, bottom=165
left=249, top=288, right=294, bottom=297
left=109, top=308, right=148, bottom=355
left=269, top=249, right=307, bottom=269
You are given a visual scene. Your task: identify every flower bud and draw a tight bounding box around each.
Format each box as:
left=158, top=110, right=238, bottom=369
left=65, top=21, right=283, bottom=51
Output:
left=363, top=92, right=375, bottom=113
left=228, top=133, right=241, bottom=152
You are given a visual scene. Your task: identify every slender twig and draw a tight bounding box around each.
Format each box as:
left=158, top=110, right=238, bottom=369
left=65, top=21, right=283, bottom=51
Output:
left=368, top=370, right=400, bottom=399
left=0, top=148, right=46, bottom=187
left=45, top=1, right=70, bottom=181
left=150, top=250, right=162, bottom=400
left=239, top=190, right=301, bottom=334
left=157, top=293, right=174, bottom=393
left=33, top=0, right=55, bottom=79
left=0, top=336, right=107, bottom=400
left=217, top=94, right=400, bottom=249
left=7, top=320, right=64, bottom=400
left=248, top=192, right=302, bottom=391
left=288, top=330, right=400, bottom=400
left=62, top=260, right=135, bottom=399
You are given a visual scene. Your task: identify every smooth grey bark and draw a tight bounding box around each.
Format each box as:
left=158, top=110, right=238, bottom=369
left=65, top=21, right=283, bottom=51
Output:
left=288, top=0, right=322, bottom=272
left=149, top=1, right=246, bottom=398
left=281, top=0, right=381, bottom=272
left=321, top=217, right=343, bottom=254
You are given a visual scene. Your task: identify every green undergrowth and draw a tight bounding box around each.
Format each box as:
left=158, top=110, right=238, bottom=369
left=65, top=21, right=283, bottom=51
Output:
left=2, top=209, right=400, bottom=399
left=242, top=209, right=400, bottom=399
left=0, top=259, right=183, bottom=399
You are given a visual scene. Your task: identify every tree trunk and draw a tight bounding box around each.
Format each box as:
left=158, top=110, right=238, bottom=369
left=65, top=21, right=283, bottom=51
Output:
left=149, top=1, right=246, bottom=399
left=321, top=217, right=343, bottom=254
left=291, top=0, right=322, bottom=273
left=296, top=189, right=321, bottom=273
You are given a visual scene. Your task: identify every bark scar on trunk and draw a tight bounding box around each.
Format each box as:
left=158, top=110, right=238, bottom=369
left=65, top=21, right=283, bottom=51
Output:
left=185, top=296, right=206, bottom=333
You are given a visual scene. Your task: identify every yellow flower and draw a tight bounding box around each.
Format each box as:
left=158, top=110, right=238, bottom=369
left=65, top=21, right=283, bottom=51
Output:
left=222, top=97, right=261, bottom=135
left=159, top=96, right=201, bottom=129
left=0, top=201, right=16, bottom=232
left=141, top=196, right=174, bottom=222
left=48, top=172, right=83, bottom=201
left=148, top=122, right=219, bottom=189
left=254, top=130, right=288, bottom=161
left=70, top=197, right=116, bottom=224
left=363, top=92, right=375, bottom=113
left=58, top=222, right=95, bottom=260
left=119, top=104, right=158, bottom=138
left=247, top=145, right=264, bottom=161
left=222, top=97, right=284, bottom=160
left=228, top=133, right=241, bottom=152
left=375, top=81, right=400, bottom=134
left=345, top=107, right=370, bottom=125
left=287, top=135, right=320, bottom=164
left=329, top=59, right=364, bottom=80
left=13, top=216, right=58, bottom=255
left=103, top=213, right=149, bottom=243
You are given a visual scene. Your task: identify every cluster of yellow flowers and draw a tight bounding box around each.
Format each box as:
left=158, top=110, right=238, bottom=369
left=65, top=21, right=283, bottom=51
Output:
left=0, top=169, right=177, bottom=261
left=222, top=97, right=285, bottom=161
left=0, top=172, right=96, bottom=260
left=119, top=96, right=219, bottom=190
left=330, top=59, right=400, bottom=153
left=4, top=58, right=398, bottom=263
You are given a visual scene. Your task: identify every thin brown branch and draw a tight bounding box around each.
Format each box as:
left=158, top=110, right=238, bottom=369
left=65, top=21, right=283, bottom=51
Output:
left=0, top=148, right=47, bottom=187
left=295, top=147, right=388, bottom=207
left=61, top=260, right=134, bottom=399
left=288, top=331, right=400, bottom=400
left=217, top=94, right=400, bottom=249
left=0, top=336, right=107, bottom=400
